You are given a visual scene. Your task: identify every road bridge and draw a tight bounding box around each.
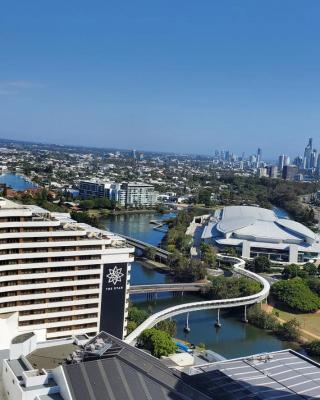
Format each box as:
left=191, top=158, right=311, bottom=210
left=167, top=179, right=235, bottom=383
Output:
left=119, top=234, right=170, bottom=261
left=125, top=254, right=270, bottom=344
left=129, top=282, right=209, bottom=295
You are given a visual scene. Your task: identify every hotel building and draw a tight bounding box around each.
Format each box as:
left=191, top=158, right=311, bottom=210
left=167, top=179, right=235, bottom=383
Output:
left=0, top=198, right=134, bottom=350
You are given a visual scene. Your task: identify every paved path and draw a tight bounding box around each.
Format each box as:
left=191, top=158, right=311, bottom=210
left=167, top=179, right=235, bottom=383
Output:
left=262, top=304, right=320, bottom=341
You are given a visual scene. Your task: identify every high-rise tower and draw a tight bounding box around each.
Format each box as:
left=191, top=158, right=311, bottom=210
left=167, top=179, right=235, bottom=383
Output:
left=304, top=138, right=313, bottom=169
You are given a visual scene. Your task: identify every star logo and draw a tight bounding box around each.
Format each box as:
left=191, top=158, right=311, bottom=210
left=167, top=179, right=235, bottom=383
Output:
left=106, top=266, right=124, bottom=285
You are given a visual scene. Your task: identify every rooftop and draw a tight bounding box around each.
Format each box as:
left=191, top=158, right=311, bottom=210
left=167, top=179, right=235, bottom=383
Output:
left=4, top=332, right=320, bottom=400
left=213, top=205, right=319, bottom=244
left=12, top=332, right=35, bottom=345
left=26, top=343, right=80, bottom=370
left=63, top=332, right=210, bottom=400
left=185, top=350, right=320, bottom=400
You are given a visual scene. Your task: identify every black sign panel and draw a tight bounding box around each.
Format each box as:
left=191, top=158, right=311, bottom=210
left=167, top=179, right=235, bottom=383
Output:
left=99, top=262, right=128, bottom=339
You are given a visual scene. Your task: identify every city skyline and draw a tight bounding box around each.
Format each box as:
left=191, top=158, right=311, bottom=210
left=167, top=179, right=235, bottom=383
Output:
left=0, top=134, right=317, bottom=162
left=2, top=1, right=320, bottom=156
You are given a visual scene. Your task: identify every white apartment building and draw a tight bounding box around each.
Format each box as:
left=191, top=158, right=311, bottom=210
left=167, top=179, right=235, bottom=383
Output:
left=121, top=182, right=157, bottom=207
left=0, top=198, right=134, bottom=350
left=79, top=180, right=158, bottom=207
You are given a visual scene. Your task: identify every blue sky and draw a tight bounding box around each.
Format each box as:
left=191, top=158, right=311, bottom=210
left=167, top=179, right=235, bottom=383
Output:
left=1, top=1, right=320, bottom=157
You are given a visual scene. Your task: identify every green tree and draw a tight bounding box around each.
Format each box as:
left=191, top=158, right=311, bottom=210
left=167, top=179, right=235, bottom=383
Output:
left=303, top=263, right=318, bottom=277
left=208, top=276, right=261, bottom=300
left=247, top=305, right=279, bottom=330
left=306, top=340, right=320, bottom=356
left=225, top=247, right=237, bottom=257
left=156, top=320, right=177, bottom=337
left=305, top=277, right=320, bottom=296
left=127, top=320, right=138, bottom=334
left=282, top=264, right=301, bottom=280
left=201, top=243, right=216, bottom=268
left=198, top=188, right=212, bottom=207
left=276, top=319, right=300, bottom=342
left=128, top=306, right=149, bottom=325
left=138, top=328, right=177, bottom=358
left=248, top=256, right=271, bottom=273
left=80, top=199, right=95, bottom=210
left=70, top=211, right=102, bottom=228
left=144, top=246, right=156, bottom=260
left=166, top=244, right=176, bottom=253
left=271, top=278, right=320, bottom=313
left=197, top=342, right=206, bottom=351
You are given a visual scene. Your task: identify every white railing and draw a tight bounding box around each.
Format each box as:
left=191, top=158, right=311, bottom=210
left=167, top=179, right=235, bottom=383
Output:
left=125, top=254, right=270, bottom=344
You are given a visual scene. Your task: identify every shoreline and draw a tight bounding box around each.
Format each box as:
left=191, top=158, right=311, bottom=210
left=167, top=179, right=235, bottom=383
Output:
left=135, top=257, right=171, bottom=272
left=92, top=208, right=173, bottom=217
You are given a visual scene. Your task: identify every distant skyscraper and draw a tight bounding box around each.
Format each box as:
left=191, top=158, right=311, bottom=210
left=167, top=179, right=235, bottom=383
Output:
left=267, top=165, right=278, bottom=178
left=293, top=156, right=303, bottom=169
left=278, top=154, right=289, bottom=171
left=257, top=167, right=267, bottom=177
left=282, top=165, right=298, bottom=180
left=249, top=154, right=257, bottom=165
left=303, top=138, right=313, bottom=169
left=132, top=149, right=136, bottom=160
left=256, top=148, right=262, bottom=168
left=317, top=154, right=320, bottom=175
left=311, top=149, right=318, bottom=169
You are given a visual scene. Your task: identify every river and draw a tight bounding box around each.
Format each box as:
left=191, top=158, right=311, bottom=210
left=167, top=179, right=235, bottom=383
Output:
left=0, top=172, right=38, bottom=190
left=103, top=211, right=301, bottom=359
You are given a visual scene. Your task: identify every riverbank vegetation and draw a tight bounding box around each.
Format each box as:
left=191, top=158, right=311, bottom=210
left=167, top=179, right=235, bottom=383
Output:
left=162, top=210, right=217, bottom=281
left=168, top=254, right=207, bottom=282
left=127, top=306, right=177, bottom=358
left=247, top=305, right=301, bottom=342
left=79, top=197, right=117, bottom=211
left=207, top=276, right=261, bottom=299
left=271, top=278, right=320, bottom=313
left=163, top=210, right=195, bottom=254
left=70, top=211, right=102, bottom=229
left=306, top=340, right=320, bottom=357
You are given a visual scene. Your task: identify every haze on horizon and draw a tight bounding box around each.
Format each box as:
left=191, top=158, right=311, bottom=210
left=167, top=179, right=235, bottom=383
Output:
left=1, top=1, right=320, bottom=158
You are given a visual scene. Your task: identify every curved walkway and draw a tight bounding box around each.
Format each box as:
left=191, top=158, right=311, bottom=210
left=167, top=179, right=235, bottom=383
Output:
left=125, top=254, right=270, bottom=344
left=129, top=282, right=209, bottom=294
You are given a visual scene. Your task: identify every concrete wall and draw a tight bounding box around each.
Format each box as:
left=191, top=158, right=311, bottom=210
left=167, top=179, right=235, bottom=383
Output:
left=0, top=313, right=19, bottom=351
left=10, top=335, right=37, bottom=361
left=2, top=359, right=23, bottom=400
left=52, top=366, right=73, bottom=400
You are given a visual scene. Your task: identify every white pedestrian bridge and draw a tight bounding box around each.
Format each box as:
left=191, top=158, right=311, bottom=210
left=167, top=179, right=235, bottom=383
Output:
left=125, top=254, right=270, bottom=344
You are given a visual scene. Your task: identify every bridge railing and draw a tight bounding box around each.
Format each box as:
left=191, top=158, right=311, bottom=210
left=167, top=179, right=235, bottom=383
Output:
left=119, top=234, right=170, bottom=255
left=124, top=254, right=270, bottom=344
left=129, top=283, right=208, bottom=293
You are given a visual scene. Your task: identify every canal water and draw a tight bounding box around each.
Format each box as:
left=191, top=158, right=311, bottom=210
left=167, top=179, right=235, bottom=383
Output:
left=103, top=212, right=300, bottom=359
left=0, top=172, right=38, bottom=190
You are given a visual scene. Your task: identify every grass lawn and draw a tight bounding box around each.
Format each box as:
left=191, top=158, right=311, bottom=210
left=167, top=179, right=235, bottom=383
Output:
left=271, top=305, right=320, bottom=339
left=87, top=209, right=110, bottom=217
